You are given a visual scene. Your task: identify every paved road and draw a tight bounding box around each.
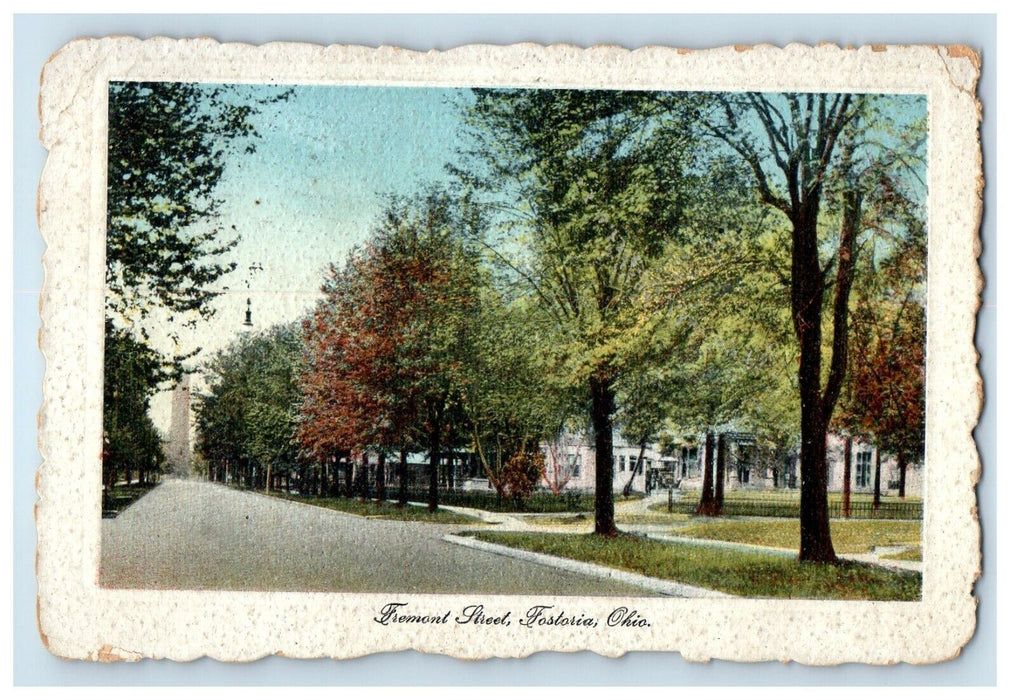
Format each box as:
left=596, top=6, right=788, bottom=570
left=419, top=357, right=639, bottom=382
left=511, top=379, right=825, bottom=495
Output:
left=100, top=480, right=651, bottom=595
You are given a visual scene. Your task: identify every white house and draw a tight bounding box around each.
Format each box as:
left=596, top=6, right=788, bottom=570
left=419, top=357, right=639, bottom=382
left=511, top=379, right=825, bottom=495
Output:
left=542, top=430, right=922, bottom=498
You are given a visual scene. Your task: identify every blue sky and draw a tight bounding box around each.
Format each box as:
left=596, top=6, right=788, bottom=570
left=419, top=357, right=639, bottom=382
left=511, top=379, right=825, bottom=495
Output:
left=148, top=85, right=473, bottom=427
left=212, top=85, right=469, bottom=324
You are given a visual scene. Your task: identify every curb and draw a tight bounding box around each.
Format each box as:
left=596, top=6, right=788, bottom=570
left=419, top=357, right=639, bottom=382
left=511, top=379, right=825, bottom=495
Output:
left=443, top=534, right=735, bottom=598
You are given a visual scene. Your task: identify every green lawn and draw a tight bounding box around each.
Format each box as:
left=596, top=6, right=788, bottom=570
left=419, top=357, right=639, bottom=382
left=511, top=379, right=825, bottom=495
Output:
left=526, top=514, right=593, bottom=529
left=267, top=492, right=482, bottom=524
left=674, top=519, right=921, bottom=554
left=527, top=511, right=691, bottom=528
left=616, top=511, right=692, bottom=526
left=883, top=547, right=924, bottom=562
left=466, top=531, right=921, bottom=600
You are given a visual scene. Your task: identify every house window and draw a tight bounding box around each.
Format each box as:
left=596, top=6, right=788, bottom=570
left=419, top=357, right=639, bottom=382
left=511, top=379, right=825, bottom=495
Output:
left=570, top=454, right=582, bottom=478
left=738, top=464, right=750, bottom=484
left=855, top=451, right=872, bottom=488
left=629, top=456, right=638, bottom=472
left=617, top=456, right=625, bottom=473
left=681, top=447, right=698, bottom=477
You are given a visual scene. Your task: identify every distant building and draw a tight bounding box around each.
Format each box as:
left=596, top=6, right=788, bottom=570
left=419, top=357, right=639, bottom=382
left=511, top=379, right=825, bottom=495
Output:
left=165, top=375, right=191, bottom=476
left=824, top=437, right=924, bottom=498
left=379, top=428, right=922, bottom=499
left=540, top=429, right=922, bottom=498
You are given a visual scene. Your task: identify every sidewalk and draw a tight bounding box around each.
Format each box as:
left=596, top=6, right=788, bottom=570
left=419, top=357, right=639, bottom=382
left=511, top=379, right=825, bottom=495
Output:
left=434, top=493, right=923, bottom=575
left=401, top=500, right=533, bottom=531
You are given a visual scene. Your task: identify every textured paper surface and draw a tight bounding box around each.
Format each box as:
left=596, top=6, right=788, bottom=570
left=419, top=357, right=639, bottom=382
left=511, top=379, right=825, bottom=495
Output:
left=37, top=38, right=982, bottom=663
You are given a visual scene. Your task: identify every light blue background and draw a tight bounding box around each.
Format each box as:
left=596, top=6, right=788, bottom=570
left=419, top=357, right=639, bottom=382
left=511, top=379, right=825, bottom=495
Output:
left=13, top=13, right=997, bottom=686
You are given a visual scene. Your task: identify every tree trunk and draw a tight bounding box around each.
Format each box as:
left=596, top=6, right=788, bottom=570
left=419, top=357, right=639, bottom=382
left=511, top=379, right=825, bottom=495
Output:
left=344, top=457, right=353, bottom=498
left=696, top=431, right=716, bottom=516
left=359, top=452, right=369, bottom=502
left=398, top=448, right=408, bottom=508
left=329, top=453, right=340, bottom=498
left=589, top=373, right=618, bottom=537
left=842, top=435, right=852, bottom=518
left=873, top=445, right=881, bottom=509
left=897, top=451, right=907, bottom=498
left=714, top=433, right=726, bottom=514
left=799, top=417, right=836, bottom=563
left=428, top=429, right=441, bottom=513
left=792, top=206, right=839, bottom=564
left=375, top=453, right=386, bottom=505
left=622, top=442, right=646, bottom=497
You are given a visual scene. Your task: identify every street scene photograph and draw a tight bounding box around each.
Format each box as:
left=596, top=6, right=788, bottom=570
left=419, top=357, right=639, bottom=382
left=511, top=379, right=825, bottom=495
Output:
left=100, top=81, right=926, bottom=600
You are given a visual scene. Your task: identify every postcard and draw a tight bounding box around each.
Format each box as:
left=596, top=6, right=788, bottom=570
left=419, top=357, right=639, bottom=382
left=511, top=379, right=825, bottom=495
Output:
left=36, top=38, right=982, bottom=663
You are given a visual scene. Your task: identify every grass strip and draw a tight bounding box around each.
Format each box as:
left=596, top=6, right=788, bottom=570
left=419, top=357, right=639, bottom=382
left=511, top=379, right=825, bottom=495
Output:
left=467, top=531, right=920, bottom=601
left=882, top=547, right=923, bottom=562
left=103, top=482, right=160, bottom=518
left=675, top=519, right=920, bottom=554
left=267, top=492, right=482, bottom=524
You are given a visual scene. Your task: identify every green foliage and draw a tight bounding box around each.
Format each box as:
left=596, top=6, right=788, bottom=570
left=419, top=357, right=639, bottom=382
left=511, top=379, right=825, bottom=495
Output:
left=106, top=81, right=290, bottom=365
left=195, top=324, right=304, bottom=485
left=102, top=482, right=160, bottom=518
left=461, top=90, right=710, bottom=377
left=102, top=321, right=169, bottom=488
left=104, top=82, right=291, bottom=495
left=464, top=293, right=576, bottom=495
left=459, top=89, right=737, bottom=532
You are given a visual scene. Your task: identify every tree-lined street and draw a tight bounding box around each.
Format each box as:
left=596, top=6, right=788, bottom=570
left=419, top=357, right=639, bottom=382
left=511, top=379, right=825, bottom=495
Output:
left=100, top=83, right=928, bottom=596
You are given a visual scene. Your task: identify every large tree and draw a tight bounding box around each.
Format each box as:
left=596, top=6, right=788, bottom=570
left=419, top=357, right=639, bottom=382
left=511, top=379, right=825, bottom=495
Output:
left=700, top=92, right=926, bottom=562
left=840, top=217, right=927, bottom=501
left=299, top=192, right=485, bottom=511
left=460, top=89, right=712, bottom=536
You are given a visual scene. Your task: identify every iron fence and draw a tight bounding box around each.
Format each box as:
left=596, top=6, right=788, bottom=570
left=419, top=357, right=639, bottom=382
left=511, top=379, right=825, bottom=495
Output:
left=667, top=495, right=922, bottom=520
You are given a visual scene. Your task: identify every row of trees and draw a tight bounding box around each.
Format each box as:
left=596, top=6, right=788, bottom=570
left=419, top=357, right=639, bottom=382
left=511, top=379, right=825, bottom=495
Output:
left=102, top=81, right=290, bottom=488
left=197, top=193, right=568, bottom=508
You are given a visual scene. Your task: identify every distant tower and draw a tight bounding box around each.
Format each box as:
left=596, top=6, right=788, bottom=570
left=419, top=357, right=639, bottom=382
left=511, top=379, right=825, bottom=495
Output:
left=166, top=374, right=192, bottom=476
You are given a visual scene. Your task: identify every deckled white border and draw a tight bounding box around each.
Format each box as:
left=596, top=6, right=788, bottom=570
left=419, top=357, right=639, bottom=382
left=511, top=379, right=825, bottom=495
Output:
left=37, top=39, right=982, bottom=663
